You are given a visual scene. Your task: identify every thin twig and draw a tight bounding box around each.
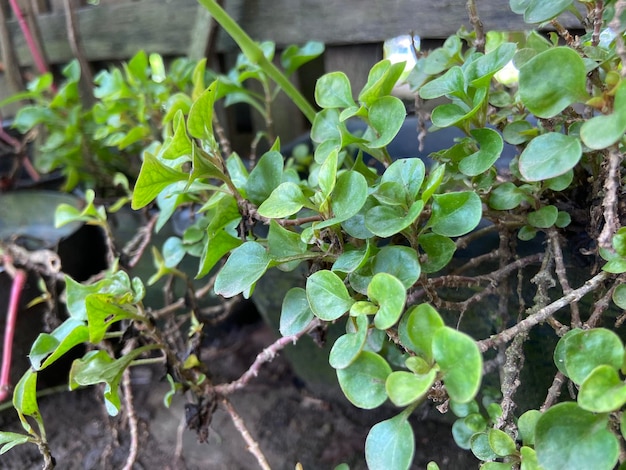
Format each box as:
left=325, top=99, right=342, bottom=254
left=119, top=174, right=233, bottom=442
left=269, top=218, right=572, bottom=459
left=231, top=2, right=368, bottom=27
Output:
left=221, top=398, right=271, bottom=470
left=541, top=371, right=566, bottom=412
left=121, top=368, right=139, bottom=470
left=592, top=0, right=604, bottom=46
left=62, top=0, right=94, bottom=104
left=466, top=0, right=485, bottom=52
left=496, top=332, right=526, bottom=437
left=598, top=149, right=623, bottom=251
left=610, top=1, right=626, bottom=75
left=548, top=228, right=581, bottom=327
left=215, top=318, right=321, bottom=395
left=478, top=271, right=611, bottom=352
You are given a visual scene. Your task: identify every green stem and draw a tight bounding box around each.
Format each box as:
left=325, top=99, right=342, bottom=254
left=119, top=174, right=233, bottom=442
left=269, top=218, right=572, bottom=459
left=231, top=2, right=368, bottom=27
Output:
left=196, top=0, right=317, bottom=124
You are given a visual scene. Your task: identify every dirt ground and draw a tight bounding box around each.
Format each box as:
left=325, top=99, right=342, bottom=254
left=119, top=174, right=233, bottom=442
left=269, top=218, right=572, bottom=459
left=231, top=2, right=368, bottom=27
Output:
left=0, top=309, right=478, bottom=470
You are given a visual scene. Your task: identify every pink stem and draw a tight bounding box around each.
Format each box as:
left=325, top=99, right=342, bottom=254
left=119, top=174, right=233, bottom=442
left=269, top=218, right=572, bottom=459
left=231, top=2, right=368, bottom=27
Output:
left=0, top=268, right=26, bottom=402
left=7, top=0, right=49, bottom=76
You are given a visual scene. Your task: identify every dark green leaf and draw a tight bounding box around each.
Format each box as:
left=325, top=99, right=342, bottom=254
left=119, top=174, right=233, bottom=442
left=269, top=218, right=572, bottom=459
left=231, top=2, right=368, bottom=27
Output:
left=245, top=151, right=284, bottom=205
left=372, top=245, right=420, bottom=289
left=280, top=287, right=314, bottom=336
left=527, top=205, right=558, bottom=228
left=306, top=270, right=355, bottom=321
left=429, top=191, right=482, bottom=237
left=459, top=128, right=504, bottom=176
left=214, top=242, right=271, bottom=298
left=257, top=182, right=310, bottom=218
left=329, top=314, right=369, bottom=369
left=518, top=133, right=582, bottom=182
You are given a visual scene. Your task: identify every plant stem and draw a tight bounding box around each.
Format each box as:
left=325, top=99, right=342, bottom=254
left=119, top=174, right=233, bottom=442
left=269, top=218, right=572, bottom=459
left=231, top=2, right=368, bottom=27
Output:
left=196, top=0, right=317, bottom=124
left=0, top=267, right=26, bottom=402
left=7, top=0, right=50, bottom=77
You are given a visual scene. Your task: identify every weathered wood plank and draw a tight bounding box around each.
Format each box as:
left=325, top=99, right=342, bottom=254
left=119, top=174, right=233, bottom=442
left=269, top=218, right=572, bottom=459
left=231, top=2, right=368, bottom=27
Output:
left=220, top=0, right=583, bottom=49
left=6, top=0, right=200, bottom=65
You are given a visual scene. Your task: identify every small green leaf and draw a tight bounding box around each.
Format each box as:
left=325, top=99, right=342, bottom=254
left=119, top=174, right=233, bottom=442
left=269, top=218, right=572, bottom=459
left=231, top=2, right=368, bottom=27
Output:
left=452, top=414, right=486, bottom=449
left=187, top=81, right=218, bottom=140
left=29, top=319, right=89, bottom=370
left=365, top=200, right=424, bottom=238
left=365, top=414, right=415, bottom=470
left=372, top=245, right=421, bottom=289
left=385, top=370, right=436, bottom=407
left=13, top=369, right=41, bottom=430
left=306, top=270, right=355, bottom=321
left=337, top=351, right=391, bottom=409
left=433, top=327, right=482, bottom=403
left=281, top=41, right=324, bottom=75
left=470, top=432, right=498, bottom=461
left=459, top=128, right=504, bottom=177
left=332, top=171, right=368, bottom=221
left=488, top=428, right=517, bottom=457
left=132, top=151, right=188, bottom=209
left=578, top=365, right=626, bottom=412
left=329, top=314, right=369, bottom=369
left=518, top=409, right=542, bottom=446
left=358, top=60, right=405, bottom=106
left=419, top=233, right=456, bottom=273
left=519, top=47, right=588, bottom=118
left=489, top=182, right=525, bottom=210
left=162, top=236, right=186, bottom=268
left=0, top=431, right=31, bottom=455
left=86, top=294, right=140, bottom=343
left=401, top=304, right=445, bottom=363
left=613, top=284, right=626, bottom=309
left=367, top=96, right=406, bottom=148
left=466, top=42, right=517, bottom=87
left=280, top=287, right=314, bottom=336
left=315, top=71, right=355, bottom=108
left=535, top=402, right=618, bottom=470
left=245, top=150, right=284, bottom=205
left=197, top=228, right=242, bottom=278
left=382, top=158, right=426, bottom=201
left=419, top=66, right=466, bottom=99
left=368, top=273, right=407, bottom=329
left=527, top=205, right=558, bottom=228
left=520, top=446, right=541, bottom=470
left=518, top=133, right=582, bottom=182
left=214, top=242, right=271, bottom=298
left=559, top=328, right=624, bottom=385
left=429, top=191, right=482, bottom=237
left=520, top=0, right=575, bottom=23
left=257, top=182, right=310, bottom=218
left=581, top=80, right=626, bottom=149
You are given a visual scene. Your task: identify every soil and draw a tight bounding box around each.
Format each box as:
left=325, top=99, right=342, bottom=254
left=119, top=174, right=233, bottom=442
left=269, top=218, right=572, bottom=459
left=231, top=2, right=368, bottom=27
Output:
left=0, top=312, right=478, bottom=470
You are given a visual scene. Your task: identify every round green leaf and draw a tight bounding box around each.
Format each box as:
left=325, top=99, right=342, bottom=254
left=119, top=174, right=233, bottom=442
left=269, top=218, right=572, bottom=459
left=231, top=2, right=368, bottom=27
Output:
left=452, top=414, right=487, bottom=449
left=401, top=303, right=445, bottom=363
left=385, top=370, right=436, bottom=407
left=332, top=171, right=368, bottom=221
left=503, top=119, right=536, bottom=145
left=518, top=409, right=542, bottom=446
left=535, top=402, right=619, bottom=470
left=522, top=0, right=575, bottom=23
left=280, top=287, right=314, bottom=336
left=257, top=182, right=309, bottom=218
left=519, top=47, right=588, bottom=118
left=612, top=284, right=626, bottom=310
left=459, top=128, right=504, bottom=176
left=581, top=80, right=626, bottom=149
left=368, top=273, right=406, bottom=330
left=337, top=351, right=391, bottom=409
left=488, top=428, right=517, bottom=457
left=518, top=133, right=582, bottom=182
left=381, top=158, right=426, bottom=201
left=306, top=270, right=355, bottom=321
left=419, top=66, right=466, bottom=99
left=367, top=96, right=407, bottom=148
left=214, top=242, right=270, bottom=298
left=432, top=327, right=482, bottom=403
left=315, top=71, right=355, bottom=108
left=430, top=191, right=482, bottom=237
left=470, top=432, right=498, bottom=461
left=365, top=200, right=424, bottom=238
left=418, top=233, right=456, bottom=273
left=527, top=205, right=558, bottom=228
left=365, top=414, right=415, bottom=470
left=329, top=314, right=369, bottom=369
left=489, top=182, right=525, bottom=210
left=372, top=245, right=420, bottom=289
left=560, top=328, right=624, bottom=385
left=578, top=365, right=626, bottom=413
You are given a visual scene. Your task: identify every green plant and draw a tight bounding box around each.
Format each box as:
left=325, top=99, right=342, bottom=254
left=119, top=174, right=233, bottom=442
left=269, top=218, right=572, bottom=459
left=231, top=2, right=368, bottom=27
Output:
left=4, top=0, right=626, bottom=469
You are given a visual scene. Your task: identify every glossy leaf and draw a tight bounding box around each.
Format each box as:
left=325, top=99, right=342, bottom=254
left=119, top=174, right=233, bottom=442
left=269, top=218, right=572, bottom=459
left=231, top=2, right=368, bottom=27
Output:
left=527, top=205, right=558, bottom=228
left=315, top=71, right=355, bottom=108
left=131, top=151, right=187, bottom=209
left=459, top=128, right=504, bottom=176
left=518, top=133, right=582, bottom=182
left=245, top=150, right=284, bottom=205
left=367, top=96, right=407, bottom=148
left=580, top=80, right=626, bottom=150
left=13, top=369, right=41, bottom=431
left=418, top=233, right=456, bottom=273
left=402, top=304, right=445, bottom=363
left=489, top=182, right=525, bottom=210
left=368, top=273, right=407, bottom=329
left=337, top=351, right=391, bottom=409
left=280, top=287, right=314, bottom=336
left=0, top=431, right=30, bottom=455
left=429, top=191, right=482, bottom=237
left=329, top=314, right=369, bottom=369
left=381, top=158, right=426, bottom=201
left=187, top=81, right=218, bottom=140
left=214, top=242, right=271, bottom=298
left=365, top=200, right=424, bottom=238
left=386, top=370, right=436, bottom=407
left=466, top=42, right=517, bottom=87
left=332, top=171, right=368, bottom=221
left=559, top=328, right=624, bottom=385
left=470, top=432, right=498, bottom=461
left=197, top=227, right=242, bottom=278
left=578, top=365, right=626, bottom=412
left=419, top=66, right=466, bottom=99
left=372, top=245, right=420, bottom=289
left=306, top=270, right=355, bottom=321
left=519, top=0, right=575, bottom=23
left=519, top=47, right=587, bottom=118
left=535, top=402, right=618, bottom=470
left=365, top=414, right=415, bottom=470
left=488, top=428, right=517, bottom=457
left=86, top=294, right=140, bottom=343
left=613, top=284, right=626, bottom=309
left=281, top=41, right=325, bottom=75
left=257, top=182, right=310, bottom=218
left=518, top=409, right=542, bottom=446
left=432, top=327, right=482, bottom=403
left=358, top=60, right=406, bottom=106
left=29, top=319, right=89, bottom=371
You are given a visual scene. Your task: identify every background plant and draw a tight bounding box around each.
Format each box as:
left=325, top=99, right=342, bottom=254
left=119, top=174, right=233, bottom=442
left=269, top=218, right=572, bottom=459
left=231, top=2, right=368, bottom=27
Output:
left=3, top=1, right=626, bottom=470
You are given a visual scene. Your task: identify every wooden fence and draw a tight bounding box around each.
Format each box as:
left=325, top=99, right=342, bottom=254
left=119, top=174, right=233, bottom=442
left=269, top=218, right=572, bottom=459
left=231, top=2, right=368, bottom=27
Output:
left=0, top=0, right=583, bottom=151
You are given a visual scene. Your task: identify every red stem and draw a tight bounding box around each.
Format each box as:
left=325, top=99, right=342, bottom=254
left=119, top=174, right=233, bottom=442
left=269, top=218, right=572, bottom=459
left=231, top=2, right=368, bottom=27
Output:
left=7, top=0, right=49, bottom=76
left=0, top=268, right=26, bottom=402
